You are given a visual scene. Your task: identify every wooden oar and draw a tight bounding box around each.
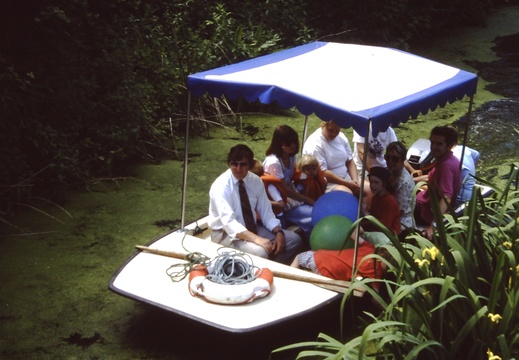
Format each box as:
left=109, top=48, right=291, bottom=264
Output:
left=135, top=245, right=364, bottom=296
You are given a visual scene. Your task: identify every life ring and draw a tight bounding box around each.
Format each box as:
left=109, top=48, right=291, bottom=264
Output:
left=188, top=264, right=274, bottom=305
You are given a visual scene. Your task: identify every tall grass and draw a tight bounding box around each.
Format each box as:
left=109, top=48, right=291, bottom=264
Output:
left=273, top=163, right=519, bottom=359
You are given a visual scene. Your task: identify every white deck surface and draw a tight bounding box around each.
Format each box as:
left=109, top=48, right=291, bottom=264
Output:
left=109, top=228, right=340, bottom=333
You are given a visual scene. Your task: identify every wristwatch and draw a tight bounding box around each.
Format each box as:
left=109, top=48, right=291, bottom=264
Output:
left=274, top=229, right=284, bottom=237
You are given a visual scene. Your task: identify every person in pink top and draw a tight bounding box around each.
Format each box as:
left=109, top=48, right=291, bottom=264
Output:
left=415, top=126, right=461, bottom=239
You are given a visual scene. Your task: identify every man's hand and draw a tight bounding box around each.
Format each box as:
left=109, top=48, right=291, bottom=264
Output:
left=271, top=230, right=285, bottom=256
left=238, top=230, right=273, bottom=255
left=253, top=237, right=273, bottom=255
left=411, top=169, right=423, bottom=178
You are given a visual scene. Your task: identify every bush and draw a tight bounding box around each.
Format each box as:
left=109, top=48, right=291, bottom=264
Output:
left=0, top=0, right=499, bottom=207
left=0, top=0, right=308, bottom=205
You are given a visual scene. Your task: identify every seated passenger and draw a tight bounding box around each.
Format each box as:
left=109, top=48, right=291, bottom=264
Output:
left=291, top=236, right=386, bottom=290
left=293, top=154, right=327, bottom=202
left=208, top=144, right=302, bottom=265
left=414, top=126, right=461, bottom=239
left=452, top=142, right=479, bottom=206
left=302, top=120, right=360, bottom=195
left=250, top=159, right=286, bottom=216
left=385, top=141, right=415, bottom=229
left=352, top=126, right=398, bottom=175
left=263, top=125, right=314, bottom=236
left=361, top=166, right=401, bottom=235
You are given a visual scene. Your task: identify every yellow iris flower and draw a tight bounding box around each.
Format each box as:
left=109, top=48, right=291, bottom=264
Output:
left=415, top=258, right=430, bottom=267
left=422, top=247, right=439, bottom=261
left=488, top=313, right=502, bottom=323
left=487, top=349, right=502, bottom=360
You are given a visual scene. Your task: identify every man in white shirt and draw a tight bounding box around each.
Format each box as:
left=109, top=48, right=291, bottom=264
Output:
left=209, top=144, right=302, bottom=264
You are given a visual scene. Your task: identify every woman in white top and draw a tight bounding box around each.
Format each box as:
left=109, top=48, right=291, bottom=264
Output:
left=302, top=121, right=360, bottom=196
left=263, top=125, right=314, bottom=235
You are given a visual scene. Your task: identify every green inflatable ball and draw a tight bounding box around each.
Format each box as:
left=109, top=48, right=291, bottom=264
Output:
left=310, top=215, right=355, bottom=250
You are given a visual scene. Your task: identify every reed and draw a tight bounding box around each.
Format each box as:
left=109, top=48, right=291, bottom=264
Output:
left=274, top=163, right=519, bottom=359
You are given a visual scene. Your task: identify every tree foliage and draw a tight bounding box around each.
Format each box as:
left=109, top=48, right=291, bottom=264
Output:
left=0, top=0, right=498, bottom=206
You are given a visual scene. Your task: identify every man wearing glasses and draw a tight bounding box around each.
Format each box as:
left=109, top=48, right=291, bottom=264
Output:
left=208, top=144, right=302, bottom=265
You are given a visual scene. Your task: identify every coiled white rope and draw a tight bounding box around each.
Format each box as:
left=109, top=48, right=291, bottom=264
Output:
left=165, top=234, right=260, bottom=285
left=205, top=250, right=261, bottom=285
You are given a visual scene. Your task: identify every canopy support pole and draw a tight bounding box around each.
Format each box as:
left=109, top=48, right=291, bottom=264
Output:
left=459, top=94, right=474, bottom=172
left=302, top=115, right=309, bottom=147
left=352, top=120, right=371, bottom=276
left=180, top=93, right=192, bottom=230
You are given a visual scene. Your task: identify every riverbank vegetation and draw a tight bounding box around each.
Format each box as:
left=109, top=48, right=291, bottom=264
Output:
left=0, top=0, right=508, bottom=209
left=275, top=163, right=519, bottom=359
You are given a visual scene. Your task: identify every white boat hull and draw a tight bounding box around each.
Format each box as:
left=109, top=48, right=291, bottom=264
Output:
left=108, top=218, right=341, bottom=333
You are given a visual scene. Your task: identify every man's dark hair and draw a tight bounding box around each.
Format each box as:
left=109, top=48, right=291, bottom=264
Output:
left=431, top=126, right=458, bottom=148
left=227, top=144, right=255, bottom=167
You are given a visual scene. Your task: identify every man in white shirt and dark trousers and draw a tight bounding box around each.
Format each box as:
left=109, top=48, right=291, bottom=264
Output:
left=209, top=144, right=302, bottom=265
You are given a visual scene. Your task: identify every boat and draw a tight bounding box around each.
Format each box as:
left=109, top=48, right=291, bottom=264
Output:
left=109, top=218, right=349, bottom=333
left=109, top=42, right=479, bottom=333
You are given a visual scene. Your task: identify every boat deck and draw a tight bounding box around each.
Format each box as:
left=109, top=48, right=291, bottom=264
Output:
left=108, top=224, right=350, bottom=333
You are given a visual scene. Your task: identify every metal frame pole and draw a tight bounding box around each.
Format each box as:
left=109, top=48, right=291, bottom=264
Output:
left=180, top=93, right=192, bottom=230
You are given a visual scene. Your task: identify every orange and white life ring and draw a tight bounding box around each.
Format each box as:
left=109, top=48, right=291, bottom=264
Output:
left=188, top=265, right=274, bottom=305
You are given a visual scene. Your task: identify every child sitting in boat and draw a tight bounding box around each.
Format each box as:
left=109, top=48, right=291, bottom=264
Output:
left=291, top=236, right=386, bottom=285
left=250, top=159, right=287, bottom=216
left=293, top=154, right=327, bottom=202
left=361, top=166, right=401, bottom=236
